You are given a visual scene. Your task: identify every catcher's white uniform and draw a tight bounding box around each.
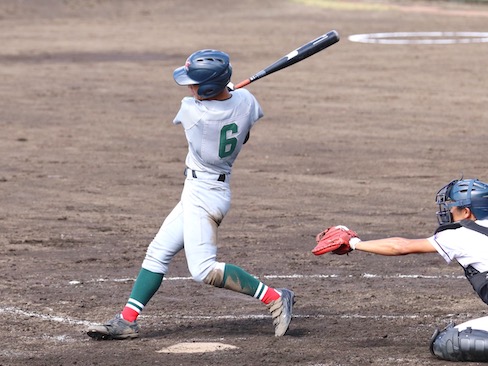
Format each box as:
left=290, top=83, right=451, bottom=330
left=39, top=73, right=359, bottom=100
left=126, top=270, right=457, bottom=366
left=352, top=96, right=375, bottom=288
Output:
left=429, top=219, right=488, bottom=273
left=142, top=88, right=263, bottom=281
left=428, top=219, right=488, bottom=331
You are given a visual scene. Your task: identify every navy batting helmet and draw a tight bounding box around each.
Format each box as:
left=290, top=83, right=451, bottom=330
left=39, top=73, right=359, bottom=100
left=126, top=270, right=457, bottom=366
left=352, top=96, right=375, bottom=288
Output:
left=435, top=178, right=488, bottom=224
left=173, top=49, right=232, bottom=99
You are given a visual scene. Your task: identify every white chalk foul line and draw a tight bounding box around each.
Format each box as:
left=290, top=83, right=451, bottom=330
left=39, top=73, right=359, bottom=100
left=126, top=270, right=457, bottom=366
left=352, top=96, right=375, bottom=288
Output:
left=141, top=313, right=425, bottom=320
left=0, top=306, right=95, bottom=326
left=0, top=305, right=431, bottom=329
left=69, top=273, right=465, bottom=285
left=348, top=31, right=488, bottom=44
left=2, top=273, right=463, bottom=329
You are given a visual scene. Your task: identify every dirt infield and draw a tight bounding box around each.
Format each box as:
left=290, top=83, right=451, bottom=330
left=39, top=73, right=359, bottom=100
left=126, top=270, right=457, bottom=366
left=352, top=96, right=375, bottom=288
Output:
left=1, top=1, right=488, bottom=365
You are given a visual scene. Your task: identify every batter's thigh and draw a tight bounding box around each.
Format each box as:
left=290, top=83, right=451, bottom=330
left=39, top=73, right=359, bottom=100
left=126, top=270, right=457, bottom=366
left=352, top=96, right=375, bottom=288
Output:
left=182, top=179, right=231, bottom=281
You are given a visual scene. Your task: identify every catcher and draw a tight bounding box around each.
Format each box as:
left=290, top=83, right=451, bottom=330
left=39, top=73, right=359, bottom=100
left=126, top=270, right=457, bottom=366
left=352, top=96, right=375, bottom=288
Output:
left=312, top=178, right=488, bottom=362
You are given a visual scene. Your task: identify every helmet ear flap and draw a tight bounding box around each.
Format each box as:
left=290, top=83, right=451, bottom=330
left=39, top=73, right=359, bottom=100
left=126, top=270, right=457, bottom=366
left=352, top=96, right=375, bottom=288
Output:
left=196, top=61, right=232, bottom=98
left=197, top=83, right=222, bottom=98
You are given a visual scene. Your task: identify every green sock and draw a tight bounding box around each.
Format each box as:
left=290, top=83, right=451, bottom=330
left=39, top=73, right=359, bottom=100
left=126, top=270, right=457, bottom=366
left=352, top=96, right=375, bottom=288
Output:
left=129, top=268, right=164, bottom=304
left=121, top=268, right=164, bottom=321
left=222, top=264, right=261, bottom=296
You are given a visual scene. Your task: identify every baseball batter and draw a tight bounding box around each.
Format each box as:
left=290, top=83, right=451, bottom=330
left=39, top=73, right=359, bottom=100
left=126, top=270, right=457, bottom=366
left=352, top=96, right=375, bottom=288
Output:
left=86, top=49, right=294, bottom=340
left=313, top=178, right=488, bottom=362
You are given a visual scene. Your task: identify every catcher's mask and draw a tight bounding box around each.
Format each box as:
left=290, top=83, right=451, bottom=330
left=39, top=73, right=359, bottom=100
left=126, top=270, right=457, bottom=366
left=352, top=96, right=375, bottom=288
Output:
left=436, top=178, right=488, bottom=225
left=173, top=49, right=232, bottom=99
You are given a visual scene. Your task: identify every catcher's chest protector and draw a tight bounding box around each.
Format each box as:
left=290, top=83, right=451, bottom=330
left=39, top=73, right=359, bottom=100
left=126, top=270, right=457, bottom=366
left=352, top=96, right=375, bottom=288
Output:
left=430, top=323, right=488, bottom=362
left=435, top=220, right=488, bottom=305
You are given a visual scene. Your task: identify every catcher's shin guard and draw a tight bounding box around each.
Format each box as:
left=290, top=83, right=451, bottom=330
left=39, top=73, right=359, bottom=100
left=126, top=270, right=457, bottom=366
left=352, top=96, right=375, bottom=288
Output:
left=430, top=322, right=488, bottom=362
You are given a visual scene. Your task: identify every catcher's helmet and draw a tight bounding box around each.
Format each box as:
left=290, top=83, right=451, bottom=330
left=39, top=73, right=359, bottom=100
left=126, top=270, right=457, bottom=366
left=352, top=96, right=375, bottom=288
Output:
left=436, top=178, right=488, bottom=224
left=173, top=49, right=232, bottom=98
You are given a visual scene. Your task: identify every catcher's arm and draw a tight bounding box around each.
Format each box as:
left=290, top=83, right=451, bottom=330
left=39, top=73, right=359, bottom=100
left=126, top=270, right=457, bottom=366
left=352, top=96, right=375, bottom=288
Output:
left=352, top=237, right=435, bottom=256
left=313, top=227, right=436, bottom=256
left=312, top=225, right=361, bottom=256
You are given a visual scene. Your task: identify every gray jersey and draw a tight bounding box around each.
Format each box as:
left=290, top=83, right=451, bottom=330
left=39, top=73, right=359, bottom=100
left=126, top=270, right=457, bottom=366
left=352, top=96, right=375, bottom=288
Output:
left=173, top=88, right=263, bottom=175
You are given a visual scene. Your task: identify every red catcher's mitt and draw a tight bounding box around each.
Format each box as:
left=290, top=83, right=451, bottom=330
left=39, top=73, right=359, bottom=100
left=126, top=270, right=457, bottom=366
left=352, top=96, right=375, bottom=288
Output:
left=312, top=225, right=358, bottom=256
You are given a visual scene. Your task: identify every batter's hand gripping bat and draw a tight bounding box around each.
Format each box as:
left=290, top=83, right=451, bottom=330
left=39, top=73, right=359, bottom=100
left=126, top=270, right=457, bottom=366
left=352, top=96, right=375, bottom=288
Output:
left=233, top=30, right=340, bottom=89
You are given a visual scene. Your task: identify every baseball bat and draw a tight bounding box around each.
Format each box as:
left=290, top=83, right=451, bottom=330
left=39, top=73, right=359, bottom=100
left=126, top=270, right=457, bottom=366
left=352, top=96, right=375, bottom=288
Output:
left=234, top=30, right=340, bottom=89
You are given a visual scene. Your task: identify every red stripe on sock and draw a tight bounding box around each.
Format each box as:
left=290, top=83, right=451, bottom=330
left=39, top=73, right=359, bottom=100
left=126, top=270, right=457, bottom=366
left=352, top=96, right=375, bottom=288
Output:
left=261, top=287, right=281, bottom=305
left=121, top=307, right=139, bottom=322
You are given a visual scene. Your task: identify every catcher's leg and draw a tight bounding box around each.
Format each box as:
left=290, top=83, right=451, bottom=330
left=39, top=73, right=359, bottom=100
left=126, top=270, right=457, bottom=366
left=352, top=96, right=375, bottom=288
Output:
left=430, top=322, right=488, bottom=361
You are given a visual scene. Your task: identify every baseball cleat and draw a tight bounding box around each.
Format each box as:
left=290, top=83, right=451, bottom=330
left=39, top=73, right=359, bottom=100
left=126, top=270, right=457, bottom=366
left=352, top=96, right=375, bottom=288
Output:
left=87, top=313, right=140, bottom=340
left=267, top=288, right=295, bottom=337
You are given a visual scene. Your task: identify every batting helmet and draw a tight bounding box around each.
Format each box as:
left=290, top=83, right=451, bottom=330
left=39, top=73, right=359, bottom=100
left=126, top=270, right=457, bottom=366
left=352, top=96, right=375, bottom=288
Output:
left=173, top=49, right=232, bottom=99
left=436, top=178, right=488, bottom=224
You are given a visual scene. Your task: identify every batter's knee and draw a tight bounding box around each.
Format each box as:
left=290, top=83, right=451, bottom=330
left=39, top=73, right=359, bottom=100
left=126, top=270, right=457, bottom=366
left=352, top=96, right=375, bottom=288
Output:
left=142, top=252, right=169, bottom=275
left=201, top=262, right=225, bottom=287
left=187, top=261, right=220, bottom=283
left=430, top=322, right=488, bottom=362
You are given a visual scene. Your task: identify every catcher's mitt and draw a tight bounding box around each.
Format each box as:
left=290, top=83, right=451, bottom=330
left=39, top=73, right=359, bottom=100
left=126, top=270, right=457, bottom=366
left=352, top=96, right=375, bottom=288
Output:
left=312, top=225, right=359, bottom=256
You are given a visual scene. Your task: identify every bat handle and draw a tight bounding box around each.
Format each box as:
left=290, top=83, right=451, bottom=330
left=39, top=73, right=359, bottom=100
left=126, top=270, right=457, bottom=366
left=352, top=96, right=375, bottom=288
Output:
left=234, top=79, right=251, bottom=89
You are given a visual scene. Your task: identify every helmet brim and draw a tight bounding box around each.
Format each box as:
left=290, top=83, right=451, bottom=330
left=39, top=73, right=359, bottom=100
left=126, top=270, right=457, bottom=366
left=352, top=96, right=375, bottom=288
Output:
left=173, top=66, right=198, bottom=85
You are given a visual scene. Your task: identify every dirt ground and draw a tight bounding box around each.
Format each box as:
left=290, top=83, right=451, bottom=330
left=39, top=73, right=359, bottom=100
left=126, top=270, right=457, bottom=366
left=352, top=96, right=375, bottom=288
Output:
left=1, top=0, right=488, bottom=365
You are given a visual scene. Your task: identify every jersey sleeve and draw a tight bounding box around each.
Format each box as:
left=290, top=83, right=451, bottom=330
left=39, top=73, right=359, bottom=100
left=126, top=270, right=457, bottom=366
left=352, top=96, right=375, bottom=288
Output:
left=237, top=89, right=263, bottom=124
left=428, top=223, right=488, bottom=272
left=173, top=97, right=201, bottom=126
left=427, top=234, right=453, bottom=264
